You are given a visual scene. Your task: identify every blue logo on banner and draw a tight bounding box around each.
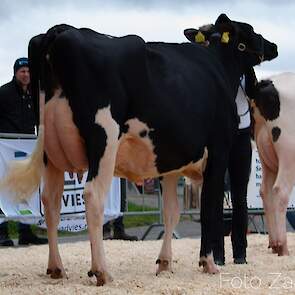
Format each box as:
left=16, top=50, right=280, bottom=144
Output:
left=14, top=151, right=27, bottom=158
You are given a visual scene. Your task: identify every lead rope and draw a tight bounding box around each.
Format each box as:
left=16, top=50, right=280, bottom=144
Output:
left=238, top=77, right=251, bottom=117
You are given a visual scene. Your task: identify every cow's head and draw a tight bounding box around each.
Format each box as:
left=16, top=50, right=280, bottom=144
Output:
left=214, top=14, right=278, bottom=65
left=184, top=24, right=214, bottom=47
left=184, top=14, right=278, bottom=69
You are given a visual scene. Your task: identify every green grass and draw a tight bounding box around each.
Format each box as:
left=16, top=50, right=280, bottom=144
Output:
left=127, top=201, right=157, bottom=212
left=124, top=201, right=159, bottom=228
left=7, top=221, right=47, bottom=239
left=8, top=221, right=19, bottom=238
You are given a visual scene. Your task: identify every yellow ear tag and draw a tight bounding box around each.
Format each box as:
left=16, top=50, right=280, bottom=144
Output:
left=221, top=32, right=230, bottom=43
left=195, top=31, right=205, bottom=43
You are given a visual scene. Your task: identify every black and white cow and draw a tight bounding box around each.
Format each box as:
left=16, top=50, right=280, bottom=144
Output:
left=252, top=72, right=295, bottom=256
left=1, top=14, right=277, bottom=285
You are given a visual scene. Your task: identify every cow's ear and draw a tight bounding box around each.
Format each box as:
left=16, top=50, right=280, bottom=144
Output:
left=183, top=28, right=199, bottom=42
left=214, top=14, right=234, bottom=43
left=215, top=13, right=233, bottom=32
left=215, top=13, right=231, bottom=25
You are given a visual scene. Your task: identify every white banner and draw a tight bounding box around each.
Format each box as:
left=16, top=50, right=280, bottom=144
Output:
left=0, top=137, right=121, bottom=231
left=247, top=148, right=295, bottom=209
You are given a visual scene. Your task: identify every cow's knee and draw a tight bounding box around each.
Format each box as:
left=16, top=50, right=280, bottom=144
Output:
left=272, top=185, right=289, bottom=212
left=84, top=181, right=105, bottom=221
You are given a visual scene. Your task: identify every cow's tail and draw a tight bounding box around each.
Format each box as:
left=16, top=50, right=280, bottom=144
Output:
left=0, top=91, right=45, bottom=202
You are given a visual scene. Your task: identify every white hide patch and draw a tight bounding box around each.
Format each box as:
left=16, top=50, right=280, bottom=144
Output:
left=125, top=118, right=155, bottom=143
left=270, top=73, right=295, bottom=135
left=95, top=106, right=119, bottom=146
left=114, top=118, right=159, bottom=181
left=85, top=106, right=120, bottom=196
left=125, top=118, right=158, bottom=169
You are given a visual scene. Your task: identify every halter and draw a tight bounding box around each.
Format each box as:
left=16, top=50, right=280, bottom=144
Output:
left=237, top=34, right=265, bottom=63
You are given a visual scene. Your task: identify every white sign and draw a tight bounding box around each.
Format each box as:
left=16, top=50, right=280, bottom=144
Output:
left=247, top=148, right=295, bottom=209
left=0, top=137, right=121, bottom=231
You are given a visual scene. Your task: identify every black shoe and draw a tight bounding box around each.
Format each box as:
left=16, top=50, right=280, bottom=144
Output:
left=0, top=235, right=14, bottom=247
left=234, top=257, right=247, bottom=264
left=18, top=233, right=48, bottom=245
left=214, top=259, right=225, bottom=266
left=113, top=230, right=138, bottom=241
left=103, top=230, right=113, bottom=240
left=103, top=223, right=113, bottom=240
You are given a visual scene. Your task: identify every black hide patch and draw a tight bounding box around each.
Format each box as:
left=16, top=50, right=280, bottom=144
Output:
left=120, top=124, right=129, bottom=136
left=254, top=79, right=280, bottom=121
left=272, top=126, right=281, bottom=142
left=59, top=90, right=66, bottom=98
left=139, top=130, right=148, bottom=138
left=43, top=152, right=48, bottom=166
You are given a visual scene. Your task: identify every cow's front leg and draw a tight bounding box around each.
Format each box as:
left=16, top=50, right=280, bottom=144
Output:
left=199, top=146, right=227, bottom=274
left=199, top=185, right=223, bottom=274
left=156, top=174, right=180, bottom=275
left=42, top=159, right=65, bottom=279
left=84, top=110, right=119, bottom=286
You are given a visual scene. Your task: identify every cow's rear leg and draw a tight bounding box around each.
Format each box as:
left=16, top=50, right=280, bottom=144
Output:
left=84, top=175, right=115, bottom=286
left=42, top=159, right=65, bottom=279
left=259, top=161, right=277, bottom=252
left=156, top=174, right=180, bottom=275
left=83, top=111, right=119, bottom=286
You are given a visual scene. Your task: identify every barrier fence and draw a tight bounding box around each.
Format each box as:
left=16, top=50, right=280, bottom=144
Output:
left=1, top=133, right=295, bottom=240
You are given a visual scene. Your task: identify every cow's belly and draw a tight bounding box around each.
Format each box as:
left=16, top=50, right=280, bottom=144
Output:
left=255, top=125, right=278, bottom=173
left=44, top=97, right=88, bottom=172
left=115, top=133, right=207, bottom=183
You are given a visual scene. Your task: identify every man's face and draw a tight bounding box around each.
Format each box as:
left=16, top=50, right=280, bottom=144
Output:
left=15, top=66, right=30, bottom=87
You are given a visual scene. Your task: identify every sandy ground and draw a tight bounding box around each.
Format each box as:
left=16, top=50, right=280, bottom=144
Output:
left=1, top=234, right=295, bottom=295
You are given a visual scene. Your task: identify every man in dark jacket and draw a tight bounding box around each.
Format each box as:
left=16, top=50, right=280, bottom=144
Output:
left=0, top=57, right=35, bottom=134
left=0, top=57, right=47, bottom=246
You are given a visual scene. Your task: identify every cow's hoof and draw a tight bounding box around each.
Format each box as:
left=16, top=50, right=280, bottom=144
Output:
left=88, top=270, right=113, bottom=286
left=155, top=258, right=172, bottom=275
left=199, top=256, right=219, bottom=274
left=268, top=242, right=278, bottom=254
left=277, top=244, right=289, bottom=256
left=46, top=267, right=64, bottom=279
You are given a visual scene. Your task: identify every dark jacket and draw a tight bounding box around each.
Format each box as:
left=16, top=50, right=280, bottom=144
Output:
left=0, top=78, right=35, bottom=134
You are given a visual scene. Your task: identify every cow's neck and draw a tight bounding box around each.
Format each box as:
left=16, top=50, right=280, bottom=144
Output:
left=211, top=45, right=243, bottom=100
